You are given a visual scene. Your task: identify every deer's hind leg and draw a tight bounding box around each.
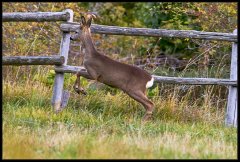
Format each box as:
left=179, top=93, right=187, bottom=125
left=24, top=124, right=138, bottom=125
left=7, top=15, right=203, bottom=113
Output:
left=126, top=90, right=154, bottom=122
left=73, top=72, right=87, bottom=95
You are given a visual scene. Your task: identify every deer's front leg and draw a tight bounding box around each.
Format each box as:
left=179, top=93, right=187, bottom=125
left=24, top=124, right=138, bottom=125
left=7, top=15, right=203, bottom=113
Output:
left=73, top=72, right=87, bottom=95
left=84, top=65, right=102, bottom=82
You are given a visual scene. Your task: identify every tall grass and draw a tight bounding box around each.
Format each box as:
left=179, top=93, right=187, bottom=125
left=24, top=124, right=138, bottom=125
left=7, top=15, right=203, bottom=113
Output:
left=2, top=68, right=237, bottom=159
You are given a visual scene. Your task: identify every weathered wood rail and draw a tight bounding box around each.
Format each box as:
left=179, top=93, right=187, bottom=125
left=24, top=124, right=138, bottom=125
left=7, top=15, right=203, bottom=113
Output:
left=2, top=56, right=65, bottom=65
left=2, top=10, right=238, bottom=127
left=61, top=22, right=237, bottom=42
left=2, top=11, right=70, bottom=22
left=225, top=29, right=238, bottom=127
left=55, top=65, right=92, bottom=79
left=51, top=9, right=73, bottom=113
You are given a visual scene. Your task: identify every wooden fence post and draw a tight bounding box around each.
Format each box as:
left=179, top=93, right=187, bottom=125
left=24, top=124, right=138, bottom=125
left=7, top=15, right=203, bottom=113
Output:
left=51, top=9, right=73, bottom=113
left=225, top=29, right=238, bottom=127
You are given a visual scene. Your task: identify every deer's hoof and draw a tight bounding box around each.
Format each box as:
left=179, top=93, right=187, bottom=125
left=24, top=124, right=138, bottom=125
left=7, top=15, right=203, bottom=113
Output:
left=73, top=85, right=80, bottom=94
left=78, top=87, right=87, bottom=95
left=73, top=86, right=87, bottom=95
left=76, top=89, right=81, bottom=95
left=82, top=91, right=87, bottom=96
left=73, top=88, right=80, bottom=94
left=142, top=113, right=153, bottom=123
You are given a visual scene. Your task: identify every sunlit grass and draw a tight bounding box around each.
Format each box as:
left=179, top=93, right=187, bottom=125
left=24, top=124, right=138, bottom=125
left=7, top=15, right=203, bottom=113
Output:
left=2, top=79, right=237, bottom=159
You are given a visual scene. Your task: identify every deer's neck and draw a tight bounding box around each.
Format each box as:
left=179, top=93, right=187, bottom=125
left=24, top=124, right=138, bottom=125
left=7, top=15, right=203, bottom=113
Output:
left=82, top=32, right=97, bottom=58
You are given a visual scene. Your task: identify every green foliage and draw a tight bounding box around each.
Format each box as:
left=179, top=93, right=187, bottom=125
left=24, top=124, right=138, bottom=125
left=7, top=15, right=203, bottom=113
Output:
left=134, top=2, right=202, bottom=58
left=136, top=3, right=199, bottom=30
left=194, top=3, right=237, bottom=32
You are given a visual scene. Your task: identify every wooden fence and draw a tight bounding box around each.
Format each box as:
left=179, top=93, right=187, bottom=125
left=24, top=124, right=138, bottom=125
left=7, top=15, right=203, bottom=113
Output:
left=3, top=56, right=65, bottom=65
left=2, top=10, right=238, bottom=127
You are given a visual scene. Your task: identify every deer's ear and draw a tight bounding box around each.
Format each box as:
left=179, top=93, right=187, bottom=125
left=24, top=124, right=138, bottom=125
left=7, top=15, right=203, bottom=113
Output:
left=86, top=17, right=92, bottom=27
left=81, top=16, right=86, bottom=25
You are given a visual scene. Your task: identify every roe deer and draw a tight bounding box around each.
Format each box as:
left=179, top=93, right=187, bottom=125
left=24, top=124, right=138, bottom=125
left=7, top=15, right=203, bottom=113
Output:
left=72, top=13, right=154, bottom=121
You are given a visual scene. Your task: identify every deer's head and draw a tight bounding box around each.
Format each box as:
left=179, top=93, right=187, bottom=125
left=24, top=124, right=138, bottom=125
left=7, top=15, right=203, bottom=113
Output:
left=70, top=12, right=97, bottom=41
left=80, top=13, right=97, bottom=34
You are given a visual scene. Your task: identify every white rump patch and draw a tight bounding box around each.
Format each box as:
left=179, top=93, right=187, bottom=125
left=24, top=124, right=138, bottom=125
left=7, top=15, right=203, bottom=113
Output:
left=146, top=77, right=154, bottom=88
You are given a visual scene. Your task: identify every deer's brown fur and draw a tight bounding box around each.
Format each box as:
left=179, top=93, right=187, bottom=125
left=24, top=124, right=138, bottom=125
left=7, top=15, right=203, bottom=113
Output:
left=73, top=13, right=154, bottom=121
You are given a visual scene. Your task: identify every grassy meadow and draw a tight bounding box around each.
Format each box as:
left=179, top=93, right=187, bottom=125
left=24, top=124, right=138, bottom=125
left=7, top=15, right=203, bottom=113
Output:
left=2, top=67, right=237, bottom=159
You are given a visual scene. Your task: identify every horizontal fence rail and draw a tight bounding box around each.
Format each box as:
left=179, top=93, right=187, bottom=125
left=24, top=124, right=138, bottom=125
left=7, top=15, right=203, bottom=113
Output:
left=2, top=11, right=70, bottom=22
left=54, top=65, right=237, bottom=86
left=61, top=22, right=237, bottom=42
left=3, top=56, right=65, bottom=65
left=55, top=65, right=92, bottom=79
left=152, top=75, right=237, bottom=86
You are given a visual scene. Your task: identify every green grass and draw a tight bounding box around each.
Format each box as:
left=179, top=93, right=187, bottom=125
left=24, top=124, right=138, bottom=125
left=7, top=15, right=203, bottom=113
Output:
left=2, top=79, right=237, bottom=159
